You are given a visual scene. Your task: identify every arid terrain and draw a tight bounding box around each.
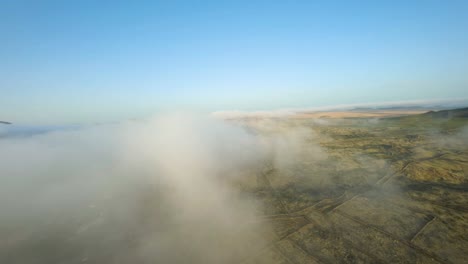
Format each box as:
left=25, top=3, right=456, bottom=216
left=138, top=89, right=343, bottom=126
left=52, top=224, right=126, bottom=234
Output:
left=1, top=108, right=467, bottom=264
left=228, top=108, right=468, bottom=264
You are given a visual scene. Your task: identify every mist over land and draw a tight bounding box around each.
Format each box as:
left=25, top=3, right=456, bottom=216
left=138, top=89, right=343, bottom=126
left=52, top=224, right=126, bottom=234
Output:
left=2, top=1, right=468, bottom=262
left=0, top=113, right=328, bottom=263
left=1, top=107, right=467, bottom=263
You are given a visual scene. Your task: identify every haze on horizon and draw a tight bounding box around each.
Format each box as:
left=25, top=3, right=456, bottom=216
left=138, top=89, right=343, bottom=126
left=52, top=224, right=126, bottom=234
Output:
left=2, top=2, right=468, bottom=263
left=2, top=0, right=468, bottom=124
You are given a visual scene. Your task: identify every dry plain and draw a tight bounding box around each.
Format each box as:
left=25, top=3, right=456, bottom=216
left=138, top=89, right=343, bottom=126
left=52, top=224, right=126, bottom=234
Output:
left=229, top=108, right=468, bottom=264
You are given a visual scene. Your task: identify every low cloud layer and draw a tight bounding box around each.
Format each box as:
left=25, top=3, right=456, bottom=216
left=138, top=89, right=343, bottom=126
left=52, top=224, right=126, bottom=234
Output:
left=0, top=113, right=327, bottom=263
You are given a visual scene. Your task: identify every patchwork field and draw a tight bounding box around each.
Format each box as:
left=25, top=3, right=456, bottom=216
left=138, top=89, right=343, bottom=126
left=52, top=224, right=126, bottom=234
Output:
left=1, top=108, right=467, bottom=263
left=230, top=108, right=468, bottom=264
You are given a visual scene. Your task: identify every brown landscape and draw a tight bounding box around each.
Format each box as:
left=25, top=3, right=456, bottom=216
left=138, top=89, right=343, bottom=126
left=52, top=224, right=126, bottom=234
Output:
left=225, top=108, right=468, bottom=264
left=1, top=108, right=467, bottom=264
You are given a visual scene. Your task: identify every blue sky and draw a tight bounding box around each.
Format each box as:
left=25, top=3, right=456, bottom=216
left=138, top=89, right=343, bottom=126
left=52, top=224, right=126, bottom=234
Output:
left=1, top=0, right=468, bottom=123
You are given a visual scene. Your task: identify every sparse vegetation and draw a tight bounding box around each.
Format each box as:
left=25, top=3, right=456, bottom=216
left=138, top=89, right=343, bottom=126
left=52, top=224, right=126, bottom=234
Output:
left=233, top=109, right=468, bottom=263
left=1, top=110, right=467, bottom=263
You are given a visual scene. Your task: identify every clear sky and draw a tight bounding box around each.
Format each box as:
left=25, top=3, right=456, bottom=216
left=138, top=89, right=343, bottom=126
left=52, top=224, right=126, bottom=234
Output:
left=2, top=0, right=468, bottom=123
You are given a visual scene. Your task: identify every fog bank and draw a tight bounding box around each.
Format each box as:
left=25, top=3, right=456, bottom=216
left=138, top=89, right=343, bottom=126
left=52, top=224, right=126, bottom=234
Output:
left=0, top=114, right=289, bottom=263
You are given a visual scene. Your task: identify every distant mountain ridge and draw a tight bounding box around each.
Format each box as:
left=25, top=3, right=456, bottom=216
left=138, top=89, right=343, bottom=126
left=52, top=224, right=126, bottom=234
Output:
left=421, top=107, right=468, bottom=118
left=381, top=107, right=468, bottom=121
left=350, top=106, right=436, bottom=112
left=0, top=121, right=11, bottom=125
